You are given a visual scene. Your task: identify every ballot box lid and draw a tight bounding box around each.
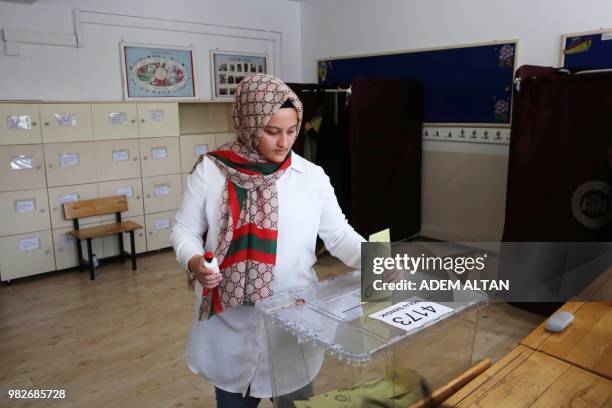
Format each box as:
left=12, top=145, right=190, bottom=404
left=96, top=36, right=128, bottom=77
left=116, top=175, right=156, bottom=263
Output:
left=255, top=271, right=488, bottom=365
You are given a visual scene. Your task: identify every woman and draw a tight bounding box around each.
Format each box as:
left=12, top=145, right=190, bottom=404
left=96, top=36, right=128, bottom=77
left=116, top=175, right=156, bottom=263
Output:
left=171, top=74, right=364, bottom=407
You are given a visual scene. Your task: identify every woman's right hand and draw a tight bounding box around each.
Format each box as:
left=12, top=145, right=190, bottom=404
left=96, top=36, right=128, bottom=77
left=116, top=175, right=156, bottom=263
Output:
left=188, top=255, right=223, bottom=289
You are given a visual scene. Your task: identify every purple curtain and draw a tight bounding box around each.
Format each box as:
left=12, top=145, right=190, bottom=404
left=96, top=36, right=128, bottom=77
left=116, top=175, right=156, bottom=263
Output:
left=349, top=78, right=423, bottom=240
left=503, top=66, right=612, bottom=242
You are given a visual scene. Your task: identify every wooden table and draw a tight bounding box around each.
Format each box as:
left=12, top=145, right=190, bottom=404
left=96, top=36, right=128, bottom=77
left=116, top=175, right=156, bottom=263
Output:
left=444, top=345, right=611, bottom=407
left=521, top=301, right=612, bottom=379
left=442, top=302, right=612, bottom=407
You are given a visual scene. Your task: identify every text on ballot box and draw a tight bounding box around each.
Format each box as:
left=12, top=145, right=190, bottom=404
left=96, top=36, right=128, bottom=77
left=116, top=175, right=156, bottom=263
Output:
left=369, top=299, right=454, bottom=332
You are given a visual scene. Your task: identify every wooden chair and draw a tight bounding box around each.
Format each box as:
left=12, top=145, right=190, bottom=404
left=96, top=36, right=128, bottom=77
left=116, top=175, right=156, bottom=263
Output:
left=63, top=196, right=143, bottom=280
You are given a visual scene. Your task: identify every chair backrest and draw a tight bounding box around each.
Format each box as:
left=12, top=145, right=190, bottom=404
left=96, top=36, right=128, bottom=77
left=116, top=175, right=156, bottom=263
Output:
left=63, top=195, right=128, bottom=220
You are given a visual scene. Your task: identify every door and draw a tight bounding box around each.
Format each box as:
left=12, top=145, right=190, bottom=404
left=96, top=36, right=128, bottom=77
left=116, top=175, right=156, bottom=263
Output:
left=92, top=103, right=139, bottom=140
left=142, top=173, right=182, bottom=214
left=102, top=215, right=146, bottom=256
left=0, top=103, right=42, bottom=145
left=145, top=211, right=175, bottom=251
left=0, top=144, right=46, bottom=191
left=52, top=226, right=103, bottom=270
left=0, top=188, right=50, bottom=236
left=40, top=104, right=93, bottom=143
left=137, top=103, right=179, bottom=138
left=47, top=183, right=100, bottom=228
left=44, top=142, right=97, bottom=187
left=94, top=139, right=141, bottom=182
left=179, top=134, right=215, bottom=173
left=97, top=178, right=144, bottom=221
left=138, top=137, right=180, bottom=177
left=0, top=230, right=55, bottom=281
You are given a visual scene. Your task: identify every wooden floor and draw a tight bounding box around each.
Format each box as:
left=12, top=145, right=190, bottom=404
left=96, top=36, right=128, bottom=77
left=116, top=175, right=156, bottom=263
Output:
left=0, top=251, right=544, bottom=407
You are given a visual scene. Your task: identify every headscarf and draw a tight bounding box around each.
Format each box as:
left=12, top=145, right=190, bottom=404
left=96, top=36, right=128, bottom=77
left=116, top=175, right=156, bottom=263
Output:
left=196, top=74, right=303, bottom=320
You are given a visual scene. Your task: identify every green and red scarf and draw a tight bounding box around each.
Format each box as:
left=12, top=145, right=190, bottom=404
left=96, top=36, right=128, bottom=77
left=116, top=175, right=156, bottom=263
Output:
left=197, top=74, right=302, bottom=321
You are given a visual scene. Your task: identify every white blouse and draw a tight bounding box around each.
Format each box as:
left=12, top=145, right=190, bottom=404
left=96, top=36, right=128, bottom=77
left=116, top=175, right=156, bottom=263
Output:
left=171, top=152, right=364, bottom=398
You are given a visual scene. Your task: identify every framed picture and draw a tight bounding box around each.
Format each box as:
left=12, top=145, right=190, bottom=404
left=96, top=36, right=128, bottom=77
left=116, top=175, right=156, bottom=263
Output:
left=210, top=50, right=269, bottom=100
left=120, top=42, right=198, bottom=100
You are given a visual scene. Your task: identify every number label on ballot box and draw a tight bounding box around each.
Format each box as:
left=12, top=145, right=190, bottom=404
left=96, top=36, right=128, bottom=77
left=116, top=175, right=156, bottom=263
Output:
left=369, top=299, right=454, bottom=331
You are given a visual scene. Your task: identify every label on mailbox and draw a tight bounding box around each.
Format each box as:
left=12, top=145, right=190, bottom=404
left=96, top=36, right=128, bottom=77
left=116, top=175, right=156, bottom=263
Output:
left=7, top=115, right=32, bottom=130
left=19, top=237, right=40, bottom=251
left=15, top=199, right=36, bottom=213
left=194, top=144, right=209, bottom=155
left=112, top=149, right=130, bottom=162
left=54, top=113, right=77, bottom=127
left=148, top=110, right=165, bottom=122
left=151, top=147, right=168, bottom=160
left=10, top=155, right=33, bottom=170
left=154, top=184, right=171, bottom=196
left=60, top=193, right=79, bottom=204
left=59, top=153, right=80, bottom=168
left=116, top=186, right=133, bottom=198
left=109, top=112, right=129, bottom=125
left=155, top=218, right=170, bottom=230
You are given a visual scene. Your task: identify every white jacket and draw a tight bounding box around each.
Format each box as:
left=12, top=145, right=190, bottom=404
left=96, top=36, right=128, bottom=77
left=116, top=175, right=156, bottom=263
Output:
left=171, top=152, right=364, bottom=397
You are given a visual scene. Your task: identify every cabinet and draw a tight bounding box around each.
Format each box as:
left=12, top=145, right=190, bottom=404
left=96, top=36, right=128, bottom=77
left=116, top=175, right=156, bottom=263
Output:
left=52, top=226, right=103, bottom=270
left=215, top=132, right=236, bottom=147
left=0, top=230, right=55, bottom=281
left=92, top=103, right=139, bottom=140
left=0, top=104, right=42, bottom=145
left=179, top=134, right=215, bottom=173
left=145, top=211, right=175, bottom=251
left=40, top=104, right=93, bottom=143
left=142, top=173, right=182, bottom=214
left=47, top=183, right=100, bottom=228
left=44, top=142, right=97, bottom=187
left=97, top=178, right=143, bottom=221
left=0, top=188, right=50, bottom=236
left=94, top=139, right=141, bottom=182
left=0, top=144, right=46, bottom=191
left=139, top=137, right=180, bottom=177
left=137, top=103, right=179, bottom=138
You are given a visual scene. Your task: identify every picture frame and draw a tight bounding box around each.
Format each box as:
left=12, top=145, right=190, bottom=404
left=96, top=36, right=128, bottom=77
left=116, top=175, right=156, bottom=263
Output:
left=210, top=50, right=269, bottom=100
left=120, top=42, right=198, bottom=100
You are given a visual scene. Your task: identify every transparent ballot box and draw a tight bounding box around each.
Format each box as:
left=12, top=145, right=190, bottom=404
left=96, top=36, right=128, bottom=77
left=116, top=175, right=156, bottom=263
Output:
left=255, top=271, right=487, bottom=407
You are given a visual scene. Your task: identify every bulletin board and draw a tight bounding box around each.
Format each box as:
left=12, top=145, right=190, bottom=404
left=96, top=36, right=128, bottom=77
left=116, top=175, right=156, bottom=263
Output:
left=561, top=28, right=612, bottom=71
left=317, top=40, right=518, bottom=125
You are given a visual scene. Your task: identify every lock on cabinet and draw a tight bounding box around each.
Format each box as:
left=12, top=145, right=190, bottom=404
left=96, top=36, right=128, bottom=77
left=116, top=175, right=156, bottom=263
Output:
left=0, top=104, right=42, bottom=145
left=145, top=211, right=175, bottom=251
left=0, top=188, right=51, bottom=236
left=0, top=230, right=55, bottom=281
left=0, top=144, right=46, bottom=192
left=92, top=103, right=139, bottom=140
left=40, top=104, right=93, bottom=143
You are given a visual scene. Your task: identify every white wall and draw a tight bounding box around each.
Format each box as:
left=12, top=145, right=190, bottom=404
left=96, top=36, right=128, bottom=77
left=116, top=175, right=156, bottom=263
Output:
left=301, top=0, right=612, bottom=82
left=301, top=0, right=612, bottom=241
left=0, top=0, right=302, bottom=100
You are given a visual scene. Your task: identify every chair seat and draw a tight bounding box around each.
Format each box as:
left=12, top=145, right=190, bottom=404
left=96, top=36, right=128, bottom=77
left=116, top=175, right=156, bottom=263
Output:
left=70, top=221, right=143, bottom=240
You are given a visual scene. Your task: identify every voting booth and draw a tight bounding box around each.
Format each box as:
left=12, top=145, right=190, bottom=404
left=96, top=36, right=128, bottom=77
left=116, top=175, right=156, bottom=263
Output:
left=256, top=271, right=487, bottom=407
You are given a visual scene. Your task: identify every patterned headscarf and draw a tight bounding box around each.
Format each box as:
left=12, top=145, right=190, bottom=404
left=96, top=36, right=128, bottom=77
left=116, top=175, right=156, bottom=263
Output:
left=198, top=74, right=303, bottom=320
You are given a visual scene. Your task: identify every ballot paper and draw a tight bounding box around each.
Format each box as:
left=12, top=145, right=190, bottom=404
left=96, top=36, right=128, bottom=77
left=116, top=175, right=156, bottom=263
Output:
left=293, top=366, right=421, bottom=407
left=369, top=299, right=454, bottom=332
left=363, top=228, right=392, bottom=302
